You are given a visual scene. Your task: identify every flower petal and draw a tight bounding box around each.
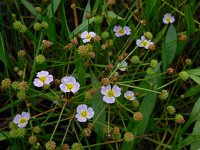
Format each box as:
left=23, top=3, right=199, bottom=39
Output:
left=21, top=112, right=30, bottom=120
left=37, top=70, right=49, bottom=77
left=113, top=85, right=121, bottom=97
left=71, top=82, right=80, bottom=93
left=18, top=122, right=28, bottom=128
left=83, top=38, right=90, bottom=43
left=81, top=31, right=88, bottom=39
left=77, top=104, right=87, bottom=113
left=101, top=85, right=111, bottom=95
left=103, top=95, right=115, bottom=104
left=13, top=114, right=21, bottom=124
left=33, top=78, right=44, bottom=87
left=87, top=108, right=94, bottom=119
left=89, top=32, right=96, bottom=37
left=44, top=75, right=53, bottom=84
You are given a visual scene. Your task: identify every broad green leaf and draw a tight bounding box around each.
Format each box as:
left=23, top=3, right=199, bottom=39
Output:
left=191, top=119, right=200, bottom=150
left=121, top=66, right=160, bottom=149
left=187, top=68, right=200, bottom=76
left=21, top=0, right=41, bottom=19
left=178, top=134, right=200, bottom=148
left=162, top=24, right=177, bottom=71
left=189, top=74, right=200, bottom=85
left=145, top=0, right=159, bottom=20
left=46, top=0, right=61, bottom=19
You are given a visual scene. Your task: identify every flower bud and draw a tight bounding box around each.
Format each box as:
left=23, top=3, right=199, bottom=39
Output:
left=140, top=20, right=147, bottom=25
left=185, top=59, right=192, bottom=66
left=42, top=40, right=53, bottom=49
left=93, top=35, right=101, bottom=42
left=45, top=141, right=56, bottom=150
left=108, top=0, right=115, bottom=5
left=179, top=71, right=189, bottom=81
left=61, top=144, right=70, bottom=150
left=167, top=105, right=176, bottom=115
left=132, top=100, right=140, bottom=109
left=148, top=44, right=156, bottom=51
left=167, top=67, right=174, bottom=75
left=83, top=128, right=91, bottom=137
left=133, top=112, right=143, bottom=121
left=71, top=143, right=83, bottom=150
left=101, top=78, right=110, bottom=86
left=88, top=52, right=95, bottom=59
left=1, top=78, right=12, bottom=89
left=112, top=126, right=120, bottom=134
left=146, top=67, right=154, bottom=75
left=19, top=25, right=27, bottom=33
left=150, top=59, right=158, bottom=68
left=17, top=50, right=26, bottom=57
left=18, top=81, right=29, bottom=91
left=124, top=132, right=134, bottom=142
left=14, top=66, right=19, bottom=72
left=144, top=31, right=153, bottom=40
left=35, top=7, right=42, bottom=13
left=131, top=55, right=140, bottom=64
left=175, top=114, right=185, bottom=124
left=41, top=21, right=49, bottom=29
left=86, top=12, right=92, bottom=19
left=101, top=31, right=110, bottom=39
left=106, top=63, right=114, bottom=71
left=33, top=126, right=41, bottom=134
left=35, top=54, right=46, bottom=64
left=29, top=135, right=37, bottom=144
left=159, top=90, right=169, bottom=100
left=13, top=21, right=22, bottom=30
left=179, top=34, right=187, bottom=41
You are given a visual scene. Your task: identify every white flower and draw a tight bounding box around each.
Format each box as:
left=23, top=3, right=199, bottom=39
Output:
left=163, top=13, right=175, bottom=24
left=13, top=112, right=30, bottom=128
left=124, top=91, right=136, bottom=101
left=117, top=61, right=128, bottom=71
left=101, top=84, right=121, bottom=104
left=33, top=71, right=53, bottom=87
left=113, top=26, right=131, bottom=37
left=81, top=31, right=96, bottom=43
left=136, top=36, right=153, bottom=49
left=59, top=76, right=80, bottom=93
left=75, top=104, right=94, bottom=122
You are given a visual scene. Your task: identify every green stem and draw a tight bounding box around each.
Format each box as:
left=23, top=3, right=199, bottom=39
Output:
left=50, top=103, right=66, bottom=141
left=117, top=83, right=160, bottom=94
left=157, top=77, right=179, bottom=90
left=116, top=100, right=134, bottom=114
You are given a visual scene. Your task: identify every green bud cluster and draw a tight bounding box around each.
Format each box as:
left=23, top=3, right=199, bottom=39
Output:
left=179, top=71, right=189, bottom=81
left=159, top=90, right=169, bottom=100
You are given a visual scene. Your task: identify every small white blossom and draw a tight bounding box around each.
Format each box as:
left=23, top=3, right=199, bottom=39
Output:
left=13, top=112, right=30, bottom=128
left=101, top=84, right=121, bottom=104
left=59, top=76, right=80, bottom=93
left=75, top=104, right=94, bottom=122
left=113, top=26, right=131, bottom=37
left=33, top=71, right=53, bottom=87
left=117, top=61, right=128, bottom=71
left=124, top=91, right=136, bottom=101
left=136, top=36, right=153, bottom=49
left=163, top=13, right=175, bottom=24
left=81, top=31, right=96, bottom=43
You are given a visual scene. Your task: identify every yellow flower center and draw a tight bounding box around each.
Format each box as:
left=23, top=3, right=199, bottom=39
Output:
left=119, top=64, right=125, bottom=69
left=166, top=17, right=171, bottom=22
left=127, top=95, right=132, bottom=100
left=141, top=40, right=148, bottom=46
left=107, top=90, right=114, bottom=97
left=80, top=111, right=88, bottom=117
left=39, top=76, right=46, bottom=82
left=66, top=83, right=74, bottom=90
left=19, top=117, right=27, bottom=124
left=86, top=34, right=91, bottom=39
left=118, top=29, right=125, bottom=34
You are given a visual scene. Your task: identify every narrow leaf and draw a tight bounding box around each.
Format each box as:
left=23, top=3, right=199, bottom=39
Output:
left=189, top=74, right=200, bottom=85
left=187, top=68, right=200, bottom=76
left=46, top=0, right=61, bottom=19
